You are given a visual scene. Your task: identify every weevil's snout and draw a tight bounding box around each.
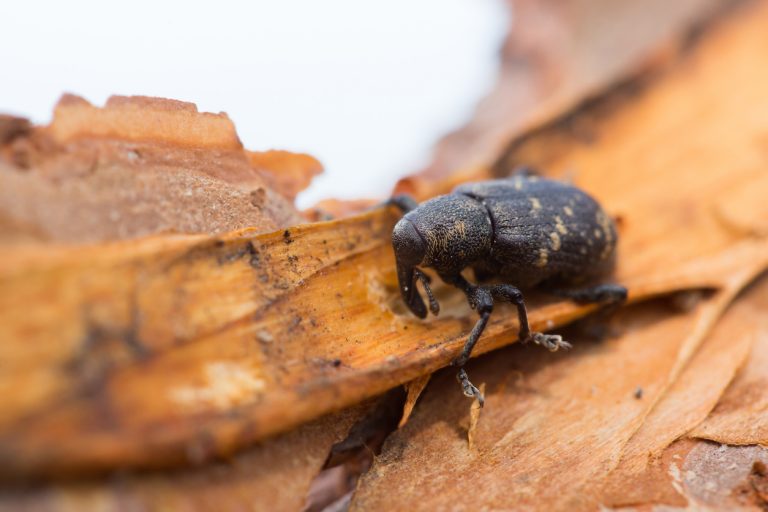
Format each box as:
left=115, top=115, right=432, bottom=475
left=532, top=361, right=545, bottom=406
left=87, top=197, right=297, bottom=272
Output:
left=392, top=218, right=428, bottom=318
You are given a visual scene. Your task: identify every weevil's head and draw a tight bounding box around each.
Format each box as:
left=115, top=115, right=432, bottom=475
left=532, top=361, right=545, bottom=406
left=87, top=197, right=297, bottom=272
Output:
left=392, top=216, right=428, bottom=318
left=391, top=194, right=492, bottom=318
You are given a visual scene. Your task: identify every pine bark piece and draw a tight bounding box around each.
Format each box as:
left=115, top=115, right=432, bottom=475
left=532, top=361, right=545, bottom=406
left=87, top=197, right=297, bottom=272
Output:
left=0, top=218, right=764, bottom=478
left=671, top=441, right=768, bottom=510
left=600, top=275, right=768, bottom=507
left=604, top=439, right=768, bottom=510
left=690, top=297, right=768, bottom=446
left=0, top=95, right=308, bottom=243
left=350, top=284, right=747, bottom=511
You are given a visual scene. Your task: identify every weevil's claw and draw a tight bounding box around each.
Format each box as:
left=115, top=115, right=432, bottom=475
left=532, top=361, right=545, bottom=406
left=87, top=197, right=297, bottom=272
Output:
left=530, top=332, right=572, bottom=352
left=457, top=368, right=485, bottom=407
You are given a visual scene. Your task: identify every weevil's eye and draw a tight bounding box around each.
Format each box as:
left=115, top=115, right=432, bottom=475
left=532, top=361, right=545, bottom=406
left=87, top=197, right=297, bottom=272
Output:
left=392, top=219, right=428, bottom=318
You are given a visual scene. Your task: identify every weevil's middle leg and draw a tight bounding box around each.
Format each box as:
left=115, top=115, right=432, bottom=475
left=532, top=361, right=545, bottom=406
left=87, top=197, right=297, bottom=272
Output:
left=490, top=284, right=572, bottom=352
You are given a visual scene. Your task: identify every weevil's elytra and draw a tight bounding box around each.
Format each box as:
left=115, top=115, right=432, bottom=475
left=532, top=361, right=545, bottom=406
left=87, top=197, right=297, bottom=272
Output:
left=389, top=171, right=627, bottom=406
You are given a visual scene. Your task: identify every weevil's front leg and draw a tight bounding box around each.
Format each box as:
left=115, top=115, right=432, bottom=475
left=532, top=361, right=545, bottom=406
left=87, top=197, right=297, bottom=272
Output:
left=455, top=311, right=490, bottom=407
left=440, top=273, right=493, bottom=406
left=491, top=284, right=571, bottom=351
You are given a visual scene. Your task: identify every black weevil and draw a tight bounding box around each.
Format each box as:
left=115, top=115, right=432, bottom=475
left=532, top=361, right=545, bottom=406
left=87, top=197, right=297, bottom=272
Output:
left=389, top=170, right=627, bottom=406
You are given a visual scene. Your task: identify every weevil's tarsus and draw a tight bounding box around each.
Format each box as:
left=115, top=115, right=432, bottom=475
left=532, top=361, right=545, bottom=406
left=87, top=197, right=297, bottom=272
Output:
left=457, top=368, right=484, bottom=407
left=530, top=332, right=572, bottom=352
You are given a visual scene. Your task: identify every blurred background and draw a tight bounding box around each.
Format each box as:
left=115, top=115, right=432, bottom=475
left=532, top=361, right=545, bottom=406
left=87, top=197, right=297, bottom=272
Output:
left=0, top=0, right=507, bottom=207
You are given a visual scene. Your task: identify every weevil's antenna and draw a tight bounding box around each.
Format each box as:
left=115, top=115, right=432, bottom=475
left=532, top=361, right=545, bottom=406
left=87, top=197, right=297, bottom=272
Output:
left=413, top=268, right=439, bottom=315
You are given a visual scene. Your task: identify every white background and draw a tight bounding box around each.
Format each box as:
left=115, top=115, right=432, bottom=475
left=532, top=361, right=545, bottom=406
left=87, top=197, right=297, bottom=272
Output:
left=0, top=1, right=506, bottom=207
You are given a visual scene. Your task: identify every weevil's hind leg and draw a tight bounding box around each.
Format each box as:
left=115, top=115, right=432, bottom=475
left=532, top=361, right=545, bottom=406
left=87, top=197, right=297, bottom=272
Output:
left=549, top=283, right=628, bottom=339
left=551, top=283, right=628, bottom=305
left=384, top=194, right=419, bottom=214
left=490, top=284, right=572, bottom=352
left=440, top=273, right=494, bottom=406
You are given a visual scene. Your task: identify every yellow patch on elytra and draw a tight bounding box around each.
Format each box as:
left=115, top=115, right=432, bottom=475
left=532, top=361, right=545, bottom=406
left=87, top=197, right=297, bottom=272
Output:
left=563, top=206, right=574, bottom=216
left=536, top=248, right=549, bottom=268
left=554, top=216, right=568, bottom=235
left=594, top=228, right=602, bottom=239
left=549, top=232, right=561, bottom=251
left=529, top=197, right=542, bottom=211
left=514, top=179, right=523, bottom=190
left=595, top=210, right=615, bottom=260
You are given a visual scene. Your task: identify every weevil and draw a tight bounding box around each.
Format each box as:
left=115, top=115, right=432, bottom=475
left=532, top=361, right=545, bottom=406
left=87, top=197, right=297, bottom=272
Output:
left=389, top=170, right=627, bottom=406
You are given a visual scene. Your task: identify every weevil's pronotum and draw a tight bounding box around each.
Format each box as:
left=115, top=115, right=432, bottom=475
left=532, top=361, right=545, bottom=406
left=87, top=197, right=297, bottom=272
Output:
left=389, top=170, right=627, bottom=406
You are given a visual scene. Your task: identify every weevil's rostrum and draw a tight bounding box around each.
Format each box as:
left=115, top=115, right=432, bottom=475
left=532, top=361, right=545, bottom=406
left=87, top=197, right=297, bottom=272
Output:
left=391, top=172, right=627, bottom=405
